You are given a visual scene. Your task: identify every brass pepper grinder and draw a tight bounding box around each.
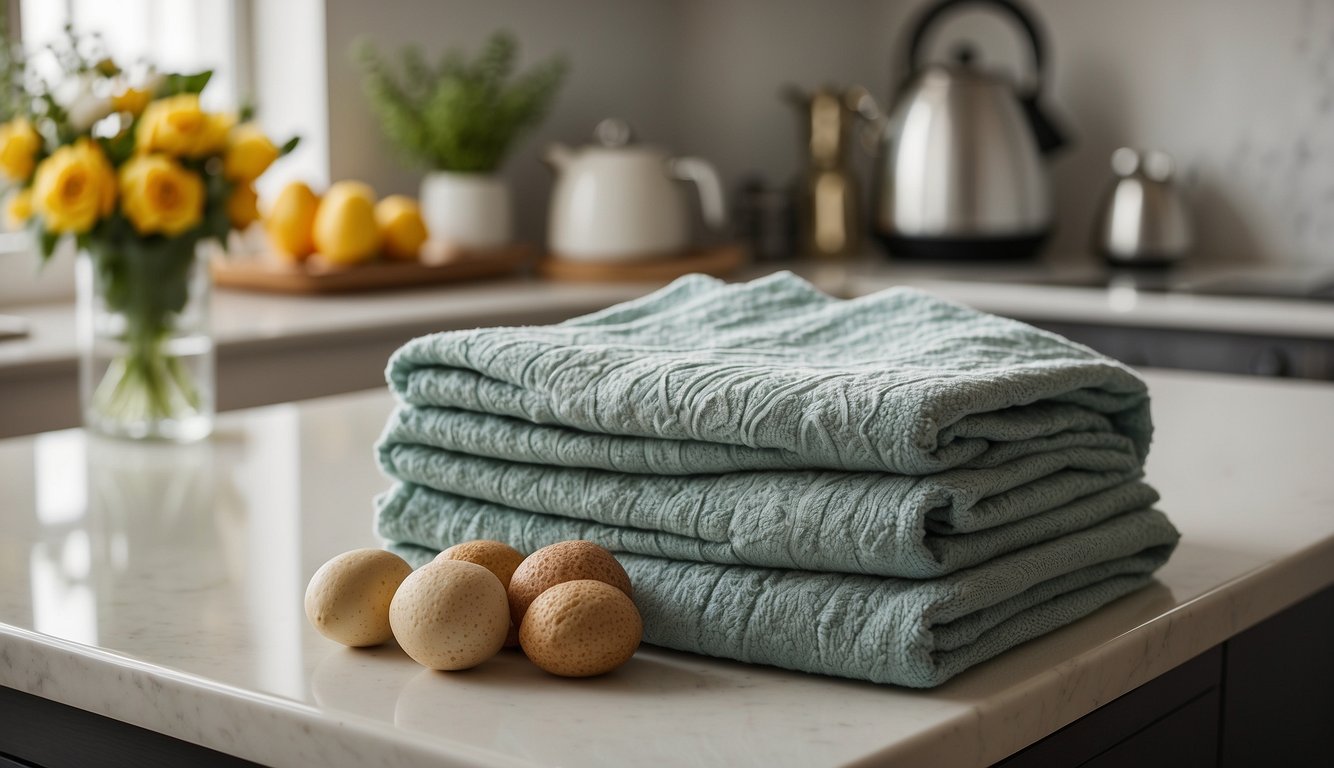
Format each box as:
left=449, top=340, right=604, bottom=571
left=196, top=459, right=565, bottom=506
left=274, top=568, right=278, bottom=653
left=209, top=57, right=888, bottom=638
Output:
left=784, top=84, right=870, bottom=260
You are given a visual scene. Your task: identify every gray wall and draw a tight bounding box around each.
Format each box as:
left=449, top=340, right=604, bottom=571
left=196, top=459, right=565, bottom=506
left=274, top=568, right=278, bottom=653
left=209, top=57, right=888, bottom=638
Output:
left=322, top=0, right=682, bottom=244
left=316, top=0, right=1334, bottom=263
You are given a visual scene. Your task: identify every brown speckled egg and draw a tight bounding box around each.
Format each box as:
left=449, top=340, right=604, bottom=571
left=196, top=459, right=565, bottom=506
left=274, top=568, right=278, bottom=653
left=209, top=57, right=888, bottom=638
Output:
left=519, top=580, right=642, bottom=677
left=435, top=540, right=525, bottom=589
left=507, top=540, right=633, bottom=626
left=304, top=549, right=412, bottom=647
left=389, top=559, right=509, bottom=671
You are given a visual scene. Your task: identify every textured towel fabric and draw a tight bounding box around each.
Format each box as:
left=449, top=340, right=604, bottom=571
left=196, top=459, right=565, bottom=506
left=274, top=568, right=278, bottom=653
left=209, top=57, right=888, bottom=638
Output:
left=376, top=272, right=1176, bottom=687
left=385, top=272, right=1153, bottom=476
left=387, top=507, right=1179, bottom=688
left=377, top=438, right=1156, bottom=577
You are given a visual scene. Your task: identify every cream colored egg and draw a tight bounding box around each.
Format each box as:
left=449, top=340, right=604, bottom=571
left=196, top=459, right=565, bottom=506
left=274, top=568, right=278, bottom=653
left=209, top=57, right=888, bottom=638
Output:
left=436, top=540, right=528, bottom=649
left=508, top=540, right=632, bottom=627
left=390, top=559, right=510, bottom=670
left=519, top=579, right=642, bottom=677
left=304, top=548, right=412, bottom=647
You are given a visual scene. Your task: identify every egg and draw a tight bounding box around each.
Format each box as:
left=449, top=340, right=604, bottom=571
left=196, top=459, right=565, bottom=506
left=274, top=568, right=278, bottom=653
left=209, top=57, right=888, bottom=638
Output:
left=437, top=539, right=528, bottom=648
left=435, top=540, right=525, bottom=589
left=390, top=559, right=510, bottom=670
left=508, top=540, right=633, bottom=626
left=519, top=580, right=642, bottom=677
left=304, top=548, right=412, bottom=647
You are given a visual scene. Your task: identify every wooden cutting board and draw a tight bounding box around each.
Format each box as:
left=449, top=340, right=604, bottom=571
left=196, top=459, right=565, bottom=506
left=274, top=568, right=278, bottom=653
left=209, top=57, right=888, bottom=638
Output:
left=538, top=244, right=748, bottom=283
left=212, top=243, right=534, bottom=295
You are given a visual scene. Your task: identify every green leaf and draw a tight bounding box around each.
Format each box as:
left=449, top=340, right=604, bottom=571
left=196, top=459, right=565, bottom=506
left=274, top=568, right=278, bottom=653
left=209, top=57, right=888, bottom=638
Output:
left=99, top=127, right=137, bottom=166
left=156, top=70, right=214, bottom=97
left=37, top=227, right=59, bottom=261
left=279, top=136, right=300, bottom=155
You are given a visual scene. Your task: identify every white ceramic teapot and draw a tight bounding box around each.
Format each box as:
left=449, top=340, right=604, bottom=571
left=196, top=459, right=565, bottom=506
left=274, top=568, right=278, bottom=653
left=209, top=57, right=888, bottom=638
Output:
left=545, top=119, right=726, bottom=262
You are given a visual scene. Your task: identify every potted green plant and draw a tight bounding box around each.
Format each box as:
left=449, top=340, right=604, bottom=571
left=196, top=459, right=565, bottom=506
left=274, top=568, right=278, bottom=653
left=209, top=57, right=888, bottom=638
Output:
left=355, top=32, right=566, bottom=249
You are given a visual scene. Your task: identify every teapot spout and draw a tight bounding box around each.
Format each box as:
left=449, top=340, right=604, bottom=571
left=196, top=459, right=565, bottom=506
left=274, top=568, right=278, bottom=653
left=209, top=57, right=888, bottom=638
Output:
left=544, top=143, right=574, bottom=170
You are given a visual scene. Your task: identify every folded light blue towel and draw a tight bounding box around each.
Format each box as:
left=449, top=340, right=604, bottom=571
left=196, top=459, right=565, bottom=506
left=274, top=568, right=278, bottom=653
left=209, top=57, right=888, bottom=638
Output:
left=377, top=272, right=1176, bottom=687
left=386, top=272, right=1152, bottom=476
left=377, top=439, right=1155, bottom=577
left=388, top=507, right=1179, bottom=688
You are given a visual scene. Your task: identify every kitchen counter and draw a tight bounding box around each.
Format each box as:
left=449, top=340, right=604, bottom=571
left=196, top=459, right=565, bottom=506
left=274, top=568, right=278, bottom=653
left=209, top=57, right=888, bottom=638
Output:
left=0, top=279, right=648, bottom=438
left=2, top=369, right=1333, bottom=767
left=5, top=260, right=1334, bottom=437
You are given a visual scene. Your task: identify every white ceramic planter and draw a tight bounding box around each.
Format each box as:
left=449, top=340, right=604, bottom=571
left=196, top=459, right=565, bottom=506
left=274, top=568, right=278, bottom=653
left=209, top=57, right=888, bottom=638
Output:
left=419, top=171, right=512, bottom=250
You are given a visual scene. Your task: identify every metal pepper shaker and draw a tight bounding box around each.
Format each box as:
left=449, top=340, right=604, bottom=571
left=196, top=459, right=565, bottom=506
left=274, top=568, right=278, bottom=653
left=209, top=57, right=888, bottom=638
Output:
left=1093, top=148, right=1193, bottom=266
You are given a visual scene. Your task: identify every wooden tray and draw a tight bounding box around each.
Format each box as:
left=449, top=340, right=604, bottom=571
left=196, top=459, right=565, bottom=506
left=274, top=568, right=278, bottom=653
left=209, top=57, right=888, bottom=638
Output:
left=538, top=244, right=748, bottom=284
left=212, top=243, right=534, bottom=295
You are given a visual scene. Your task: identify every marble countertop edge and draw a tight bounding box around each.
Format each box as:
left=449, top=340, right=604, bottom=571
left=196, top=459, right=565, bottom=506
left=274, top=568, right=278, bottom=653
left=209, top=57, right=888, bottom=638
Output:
left=857, top=533, right=1334, bottom=767
left=0, top=624, right=531, bottom=768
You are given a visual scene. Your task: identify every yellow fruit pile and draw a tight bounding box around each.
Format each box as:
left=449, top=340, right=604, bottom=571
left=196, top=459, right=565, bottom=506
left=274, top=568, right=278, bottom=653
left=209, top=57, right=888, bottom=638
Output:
left=265, top=180, right=429, bottom=266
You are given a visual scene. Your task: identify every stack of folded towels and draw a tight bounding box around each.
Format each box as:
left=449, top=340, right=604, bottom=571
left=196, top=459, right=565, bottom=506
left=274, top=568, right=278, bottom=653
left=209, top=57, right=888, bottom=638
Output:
left=375, top=272, right=1179, bottom=688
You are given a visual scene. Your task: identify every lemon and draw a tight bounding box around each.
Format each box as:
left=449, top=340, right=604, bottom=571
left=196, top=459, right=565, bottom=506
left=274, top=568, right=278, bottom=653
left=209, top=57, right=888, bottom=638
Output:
left=374, top=195, right=428, bottom=261
left=265, top=181, right=320, bottom=261
left=313, top=181, right=380, bottom=266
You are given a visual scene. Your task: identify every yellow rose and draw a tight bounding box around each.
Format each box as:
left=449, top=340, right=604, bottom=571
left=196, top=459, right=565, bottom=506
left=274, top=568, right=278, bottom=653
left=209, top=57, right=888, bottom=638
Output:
left=137, top=94, right=234, bottom=157
left=199, top=113, right=236, bottom=156
left=31, top=139, right=117, bottom=235
left=0, top=118, right=42, bottom=182
left=111, top=87, right=153, bottom=117
left=223, top=124, right=279, bottom=182
left=4, top=188, right=32, bottom=230
left=226, top=184, right=259, bottom=229
left=119, top=155, right=204, bottom=236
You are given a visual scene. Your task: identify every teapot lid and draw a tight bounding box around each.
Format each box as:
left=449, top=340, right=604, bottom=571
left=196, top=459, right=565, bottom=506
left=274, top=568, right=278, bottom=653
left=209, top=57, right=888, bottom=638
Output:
left=578, top=118, right=665, bottom=159
left=928, top=42, right=1012, bottom=87
left=594, top=118, right=635, bottom=147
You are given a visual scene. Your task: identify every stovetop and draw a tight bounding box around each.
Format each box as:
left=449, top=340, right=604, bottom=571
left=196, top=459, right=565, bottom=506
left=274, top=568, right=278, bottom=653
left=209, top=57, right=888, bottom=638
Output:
left=982, top=263, right=1334, bottom=302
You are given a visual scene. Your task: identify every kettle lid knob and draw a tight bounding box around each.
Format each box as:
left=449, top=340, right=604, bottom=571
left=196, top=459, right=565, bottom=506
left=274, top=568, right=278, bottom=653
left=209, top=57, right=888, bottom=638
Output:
left=950, top=42, right=978, bottom=68
left=594, top=118, right=634, bottom=147
left=1142, top=150, right=1175, bottom=182
left=1110, top=147, right=1140, bottom=177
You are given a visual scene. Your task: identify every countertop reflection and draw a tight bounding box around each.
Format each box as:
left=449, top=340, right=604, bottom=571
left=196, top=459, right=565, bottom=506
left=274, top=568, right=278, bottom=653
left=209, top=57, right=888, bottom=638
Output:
left=2, top=373, right=1334, bottom=767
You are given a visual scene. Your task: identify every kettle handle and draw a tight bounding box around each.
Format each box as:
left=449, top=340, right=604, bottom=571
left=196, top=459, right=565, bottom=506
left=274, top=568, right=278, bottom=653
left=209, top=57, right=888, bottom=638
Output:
left=669, top=157, right=728, bottom=229
left=904, top=0, right=1066, bottom=154
left=906, top=0, right=1046, bottom=93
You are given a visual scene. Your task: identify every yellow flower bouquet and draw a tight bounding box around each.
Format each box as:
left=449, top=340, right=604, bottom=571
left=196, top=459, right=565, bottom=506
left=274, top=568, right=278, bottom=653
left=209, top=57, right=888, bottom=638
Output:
left=0, top=30, right=296, bottom=440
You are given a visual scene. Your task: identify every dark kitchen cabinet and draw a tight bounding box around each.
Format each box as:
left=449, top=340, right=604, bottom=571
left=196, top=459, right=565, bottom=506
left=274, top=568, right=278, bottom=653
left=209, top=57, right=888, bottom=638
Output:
left=998, top=585, right=1334, bottom=768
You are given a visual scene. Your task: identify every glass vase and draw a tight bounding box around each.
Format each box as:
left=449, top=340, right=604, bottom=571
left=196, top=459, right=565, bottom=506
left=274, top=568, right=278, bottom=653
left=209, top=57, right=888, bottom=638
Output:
left=76, top=245, right=215, bottom=442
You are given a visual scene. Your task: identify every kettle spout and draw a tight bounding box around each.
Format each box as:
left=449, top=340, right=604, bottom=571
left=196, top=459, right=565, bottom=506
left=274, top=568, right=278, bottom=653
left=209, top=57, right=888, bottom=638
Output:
left=543, top=143, right=573, bottom=171
left=1020, top=94, right=1068, bottom=156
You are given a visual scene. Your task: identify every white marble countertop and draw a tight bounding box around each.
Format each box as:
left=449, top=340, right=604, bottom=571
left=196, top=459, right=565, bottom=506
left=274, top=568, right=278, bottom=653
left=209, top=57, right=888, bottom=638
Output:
left=4, top=258, right=1334, bottom=379
left=839, top=264, right=1334, bottom=339
left=0, top=279, right=648, bottom=376
left=2, top=369, right=1333, bottom=767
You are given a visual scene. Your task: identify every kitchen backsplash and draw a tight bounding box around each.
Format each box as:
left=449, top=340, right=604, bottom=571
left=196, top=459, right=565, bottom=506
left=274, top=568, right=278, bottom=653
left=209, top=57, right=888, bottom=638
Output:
left=318, top=0, right=1334, bottom=264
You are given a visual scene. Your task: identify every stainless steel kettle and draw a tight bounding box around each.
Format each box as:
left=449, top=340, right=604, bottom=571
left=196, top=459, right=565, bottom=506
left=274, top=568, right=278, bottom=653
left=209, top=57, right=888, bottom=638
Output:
left=870, top=0, right=1067, bottom=259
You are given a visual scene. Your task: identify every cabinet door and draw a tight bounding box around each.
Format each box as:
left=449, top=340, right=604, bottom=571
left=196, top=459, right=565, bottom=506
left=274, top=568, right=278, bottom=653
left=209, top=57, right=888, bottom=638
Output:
left=0, top=685, right=257, bottom=768
left=1081, top=688, right=1219, bottom=768
left=1220, top=585, right=1334, bottom=767
left=997, top=648, right=1222, bottom=767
